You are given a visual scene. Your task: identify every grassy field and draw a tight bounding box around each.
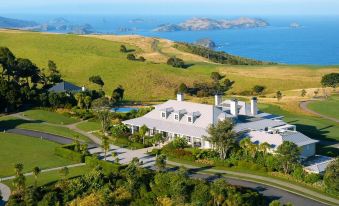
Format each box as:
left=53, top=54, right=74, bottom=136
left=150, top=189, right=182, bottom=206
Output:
left=307, top=94, right=339, bottom=119
left=2, top=165, right=91, bottom=189
left=0, top=30, right=337, bottom=101
left=0, top=116, right=89, bottom=142
left=23, top=109, right=78, bottom=125
left=0, top=133, right=75, bottom=177
left=76, top=119, right=101, bottom=132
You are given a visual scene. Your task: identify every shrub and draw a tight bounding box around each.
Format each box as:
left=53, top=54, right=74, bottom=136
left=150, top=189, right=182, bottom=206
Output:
left=127, top=54, right=136, bottom=61
left=55, top=144, right=85, bottom=162
left=167, top=57, right=185, bottom=68
left=304, top=173, right=322, bottom=184
left=85, top=156, right=124, bottom=175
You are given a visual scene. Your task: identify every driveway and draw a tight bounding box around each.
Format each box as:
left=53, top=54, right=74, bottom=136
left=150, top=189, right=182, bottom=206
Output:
left=300, top=100, right=339, bottom=123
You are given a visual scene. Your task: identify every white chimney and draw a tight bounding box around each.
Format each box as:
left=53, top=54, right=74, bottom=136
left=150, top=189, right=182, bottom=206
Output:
left=215, top=94, right=222, bottom=106
left=81, top=86, right=86, bottom=92
left=230, top=99, right=238, bottom=117
left=251, top=97, right=258, bottom=116
left=177, top=93, right=184, bottom=101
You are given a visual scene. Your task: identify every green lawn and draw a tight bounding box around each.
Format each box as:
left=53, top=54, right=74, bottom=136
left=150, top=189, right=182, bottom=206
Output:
left=0, top=116, right=89, bottom=142
left=259, top=103, right=339, bottom=156
left=76, top=119, right=101, bottom=132
left=2, top=165, right=91, bottom=189
left=307, top=94, right=339, bottom=120
left=23, top=109, right=78, bottom=125
left=0, top=133, right=75, bottom=177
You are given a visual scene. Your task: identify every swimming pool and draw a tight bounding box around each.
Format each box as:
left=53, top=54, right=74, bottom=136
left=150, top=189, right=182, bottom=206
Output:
left=111, top=107, right=139, bottom=113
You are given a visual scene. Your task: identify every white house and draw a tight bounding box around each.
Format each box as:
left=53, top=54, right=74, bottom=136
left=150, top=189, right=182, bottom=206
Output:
left=123, top=93, right=318, bottom=158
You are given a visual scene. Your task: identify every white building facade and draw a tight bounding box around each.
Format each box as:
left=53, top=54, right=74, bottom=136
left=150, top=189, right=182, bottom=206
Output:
left=123, top=94, right=318, bottom=158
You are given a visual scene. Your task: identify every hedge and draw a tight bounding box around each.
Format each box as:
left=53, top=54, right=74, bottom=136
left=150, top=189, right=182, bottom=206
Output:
left=85, top=156, right=125, bottom=175
left=54, top=144, right=84, bottom=163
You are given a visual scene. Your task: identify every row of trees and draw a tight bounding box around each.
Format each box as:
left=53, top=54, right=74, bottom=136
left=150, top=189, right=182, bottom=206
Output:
left=174, top=42, right=275, bottom=65
left=177, top=72, right=235, bottom=97
left=7, top=161, right=266, bottom=206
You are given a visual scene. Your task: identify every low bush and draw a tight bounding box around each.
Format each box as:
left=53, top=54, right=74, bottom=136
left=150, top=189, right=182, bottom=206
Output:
left=85, top=156, right=124, bottom=175
left=304, top=173, right=322, bottom=184
left=55, top=144, right=85, bottom=163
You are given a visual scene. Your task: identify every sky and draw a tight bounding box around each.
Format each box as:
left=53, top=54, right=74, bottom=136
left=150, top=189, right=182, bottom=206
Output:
left=0, top=0, right=338, bottom=16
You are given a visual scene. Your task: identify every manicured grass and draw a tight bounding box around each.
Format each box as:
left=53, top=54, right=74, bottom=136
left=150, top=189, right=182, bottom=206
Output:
left=3, top=165, right=91, bottom=189
left=0, top=30, right=337, bottom=101
left=0, top=116, right=89, bottom=142
left=307, top=94, right=339, bottom=120
left=23, top=109, right=78, bottom=125
left=76, top=119, right=101, bottom=132
left=0, top=133, right=75, bottom=177
left=259, top=103, right=339, bottom=156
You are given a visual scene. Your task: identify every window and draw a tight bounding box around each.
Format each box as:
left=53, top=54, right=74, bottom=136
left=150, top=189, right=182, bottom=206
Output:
left=187, top=116, right=192, bottom=123
left=161, top=112, right=166, bottom=118
left=175, top=114, right=179, bottom=120
left=186, top=136, right=191, bottom=143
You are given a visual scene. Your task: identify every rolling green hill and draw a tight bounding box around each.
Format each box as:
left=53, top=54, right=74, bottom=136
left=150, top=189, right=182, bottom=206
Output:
left=0, top=30, right=337, bottom=101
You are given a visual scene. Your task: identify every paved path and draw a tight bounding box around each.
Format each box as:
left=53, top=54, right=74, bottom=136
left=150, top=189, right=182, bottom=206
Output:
left=168, top=161, right=339, bottom=206
left=189, top=173, right=325, bottom=206
left=300, top=100, right=339, bottom=123
left=66, top=121, right=102, bottom=145
left=0, top=183, right=10, bottom=203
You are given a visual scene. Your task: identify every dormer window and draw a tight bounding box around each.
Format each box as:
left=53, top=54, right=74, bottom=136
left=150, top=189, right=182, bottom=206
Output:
left=174, top=114, right=179, bottom=120
left=187, top=116, right=192, bottom=123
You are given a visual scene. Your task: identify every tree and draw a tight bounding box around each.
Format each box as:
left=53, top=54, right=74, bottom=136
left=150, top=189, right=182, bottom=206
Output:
left=167, top=57, right=185, bottom=68
left=33, top=166, right=41, bottom=187
left=0, top=47, right=16, bottom=80
left=111, top=85, right=124, bottom=104
left=59, top=167, right=69, bottom=179
left=84, top=95, right=92, bottom=110
left=321, top=73, right=339, bottom=90
left=252, top=85, right=266, bottom=95
left=96, top=109, right=111, bottom=133
left=120, top=45, right=127, bottom=53
left=276, top=91, right=282, bottom=101
left=91, top=97, right=110, bottom=109
left=276, top=141, right=300, bottom=174
left=301, top=89, right=307, bottom=97
left=138, top=56, right=146, bottom=62
left=155, top=154, right=167, bottom=172
left=14, top=163, right=24, bottom=176
left=47, top=60, right=62, bottom=84
left=74, top=92, right=84, bottom=109
left=139, top=124, right=149, bottom=145
left=102, top=136, right=110, bottom=160
left=259, top=142, right=271, bottom=155
left=204, top=119, right=237, bottom=159
left=177, top=83, right=188, bottom=93
left=127, top=54, right=136, bottom=61
left=210, top=72, right=223, bottom=82
left=89, top=75, right=104, bottom=89
left=324, top=158, right=339, bottom=194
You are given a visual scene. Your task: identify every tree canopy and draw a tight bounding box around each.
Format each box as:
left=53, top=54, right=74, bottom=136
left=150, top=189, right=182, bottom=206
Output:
left=321, top=73, right=339, bottom=89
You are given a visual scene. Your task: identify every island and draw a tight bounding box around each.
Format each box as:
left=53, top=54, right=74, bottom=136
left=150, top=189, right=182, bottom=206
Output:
left=194, top=38, right=216, bottom=49
left=153, top=17, right=269, bottom=32
left=290, top=22, right=301, bottom=28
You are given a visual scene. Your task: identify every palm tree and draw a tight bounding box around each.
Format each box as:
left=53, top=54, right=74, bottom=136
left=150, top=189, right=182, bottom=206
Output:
left=14, top=163, right=24, bottom=176
left=59, top=167, right=69, bottom=179
left=33, top=166, right=41, bottom=187
left=84, top=96, right=92, bottom=110
left=259, top=142, right=271, bottom=155
left=139, top=124, right=149, bottom=145
left=155, top=154, right=167, bottom=172
left=239, top=137, right=251, bottom=157
left=102, top=136, right=110, bottom=160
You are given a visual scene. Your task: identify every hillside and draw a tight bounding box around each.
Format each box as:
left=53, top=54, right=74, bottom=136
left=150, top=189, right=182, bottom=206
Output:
left=0, top=29, right=337, bottom=101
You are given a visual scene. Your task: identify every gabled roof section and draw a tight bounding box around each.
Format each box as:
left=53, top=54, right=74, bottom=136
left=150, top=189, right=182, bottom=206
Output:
left=143, top=100, right=223, bottom=128
left=49, top=81, right=82, bottom=93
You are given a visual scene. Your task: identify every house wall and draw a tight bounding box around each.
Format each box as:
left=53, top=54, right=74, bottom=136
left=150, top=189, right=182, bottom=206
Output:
left=300, top=143, right=316, bottom=158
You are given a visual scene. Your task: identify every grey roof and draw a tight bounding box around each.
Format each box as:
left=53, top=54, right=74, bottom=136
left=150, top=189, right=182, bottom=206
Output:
left=49, top=81, right=81, bottom=93
left=123, top=117, right=208, bottom=137
left=235, top=119, right=286, bottom=132
left=281, top=131, right=318, bottom=147
left=303, top=155, right=333, bottom=173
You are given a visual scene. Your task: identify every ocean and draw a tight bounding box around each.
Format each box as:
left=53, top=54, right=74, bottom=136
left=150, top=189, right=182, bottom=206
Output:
left=6, top=14, right=339, bottom=65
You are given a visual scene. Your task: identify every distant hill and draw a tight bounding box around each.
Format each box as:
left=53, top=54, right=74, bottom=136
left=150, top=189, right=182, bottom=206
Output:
left=194, top=38, right=216, bottom=49
left=154, top=17, right=268, bottom=32
left=0, top=16, right=94, bottom=34
left=0, top=16, right=39, bottom=29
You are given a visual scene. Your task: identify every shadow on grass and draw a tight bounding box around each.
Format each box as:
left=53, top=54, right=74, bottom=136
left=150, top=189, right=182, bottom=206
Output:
left=0, top=119, right=43, bottom=130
